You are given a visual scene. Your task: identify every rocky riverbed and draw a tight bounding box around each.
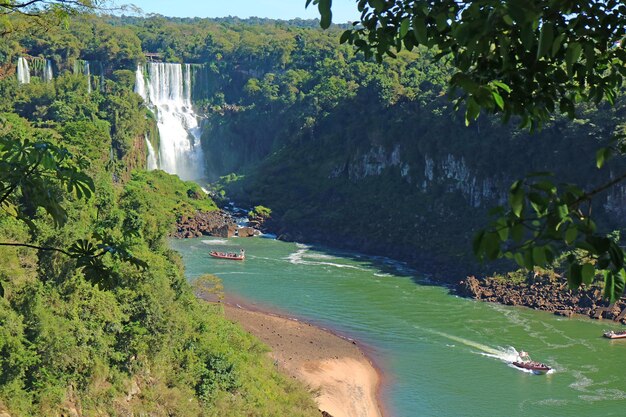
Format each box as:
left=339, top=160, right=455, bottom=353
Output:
left=173, top=210, right=260, bottom=239
left=457, top=274, right=626, bottom=324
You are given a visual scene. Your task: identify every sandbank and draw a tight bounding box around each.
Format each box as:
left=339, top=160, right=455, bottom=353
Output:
left=223, top=302, right=384, bottom=417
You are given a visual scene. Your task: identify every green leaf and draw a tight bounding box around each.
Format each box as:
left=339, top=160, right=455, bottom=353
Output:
left=339, top=30, right=351, bottom=44
left=400, top=18, right=410, bottom=38
left=511, top=223, right=524, bottom=242
left=581, top=263, right=595, bottom=285
left=491, top=80, right=511, bottom=93
left=472, top=230, right=485, bottom=255
left=369, top=0, right=384, bottom=12
left=412, top=16, right=428, bottom=44
left=551, top=32, right=566, bottom=57
left=565, top=42, right=582, bottom=75
left=602, top=270, right=624, bottom=302
left=564, top=226, right=578, bottom=244
left=492, top=91, right=504, bottom=110
left=465, top=96, right=480, bottom=126
left=318, top=0, right=332, bottom=29
left=608, top=241, right=624, bottom=270
left=595, top=147, right=612, bottom=169
left=567, top=263, right=582, bottom=288
left=509, top=181, right=524, bottom=217
left=495, top=219, right=509, bottom=241
left=536, top=22, right=554, bottom=60
left=532, top=246, right=547, bottom=266
left=483, top=232, right=501, bottom=260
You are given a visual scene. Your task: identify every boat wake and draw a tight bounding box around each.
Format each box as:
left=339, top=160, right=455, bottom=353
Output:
left=418, top=327, right=555, bottom=374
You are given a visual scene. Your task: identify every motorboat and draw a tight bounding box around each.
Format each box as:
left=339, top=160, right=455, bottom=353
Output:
left=512, top=350, right=551, bottom=375
left=512, top=360, right=552, bottom=375
left=603, top=330, right=626, bottom=339
left=210, top=250, right=245, bottom=260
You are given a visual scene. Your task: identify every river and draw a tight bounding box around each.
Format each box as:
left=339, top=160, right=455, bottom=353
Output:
left=170, top=236, right=626, bottom=417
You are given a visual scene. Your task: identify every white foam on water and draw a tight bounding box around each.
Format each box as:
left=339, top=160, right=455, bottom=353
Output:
left=303, top=253, right=336, bottom=260
left=287, top=243, right=369, bottom=271
left=201, top=239, right=233, bottom=245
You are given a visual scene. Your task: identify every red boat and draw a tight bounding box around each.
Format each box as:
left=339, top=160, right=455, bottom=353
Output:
left=512, top=361, right=551, bottom=375
left=604, top=330, right=626, bottom=339
left=210, top=250, right=245, bottom=261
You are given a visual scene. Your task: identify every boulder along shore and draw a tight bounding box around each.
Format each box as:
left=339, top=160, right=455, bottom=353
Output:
left=457, top=274, right=626, bottom=324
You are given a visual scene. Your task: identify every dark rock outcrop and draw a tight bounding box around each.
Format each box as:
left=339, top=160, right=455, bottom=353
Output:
left=173, top=210, right=237, bottom=238
left=174, top=210, right=262, bottom=239
left=457, top=275, right=626, bottom=324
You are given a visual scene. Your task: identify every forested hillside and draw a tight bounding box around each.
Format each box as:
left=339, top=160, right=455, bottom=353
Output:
left=93, top=15, right=625, bottom=276
left=0, top=14, right=320, bottom=417
left=2, top=10, right=625, bottom=413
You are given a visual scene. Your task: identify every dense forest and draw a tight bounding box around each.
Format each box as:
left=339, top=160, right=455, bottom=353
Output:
left=0, top=13, right=322, bottom=417
left=1, top=9, right=626, bottom=415
left=84, top=14, right=625, bottom=277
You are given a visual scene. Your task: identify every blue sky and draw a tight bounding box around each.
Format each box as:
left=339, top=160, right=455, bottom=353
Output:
left=127, top=0, right=360, bottom=23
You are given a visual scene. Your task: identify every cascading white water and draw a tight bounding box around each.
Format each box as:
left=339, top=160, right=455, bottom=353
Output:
left=84, top=61, right=91, bottom=93
left=43, top=59, right=53, bottom=82
left=145, top=136, right=158, bottom=170
left=135, top=63, right=205, bottom=180
left=17, top=57, right=30, bottom=84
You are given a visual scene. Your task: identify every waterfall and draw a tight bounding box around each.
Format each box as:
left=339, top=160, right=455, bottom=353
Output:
left=17, top=57, right=30, bottom=84
left=84, top=61, right=91, bottom=93
left=98, top=62, right=105, bottom=92
left=145, top=136, right=158, bottom=170
left=43, top=59, right=53, bottom=82
left=135, top=63, right=205, bottom=181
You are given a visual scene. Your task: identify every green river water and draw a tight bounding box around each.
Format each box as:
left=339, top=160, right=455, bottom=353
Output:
left=170, top=236, right=626, bottom=417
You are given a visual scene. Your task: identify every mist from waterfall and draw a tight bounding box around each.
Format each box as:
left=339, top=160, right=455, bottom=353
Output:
left=17, top=57, right=30, bottom=84
left=135, top=63, right=205, bottom=181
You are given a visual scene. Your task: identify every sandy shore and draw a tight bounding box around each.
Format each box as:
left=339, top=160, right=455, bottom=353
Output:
left=223, top=303, right=384, bottom=417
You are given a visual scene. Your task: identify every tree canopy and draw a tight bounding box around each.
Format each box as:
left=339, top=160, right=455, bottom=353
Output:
left=310, top=0, right=626, bottom=301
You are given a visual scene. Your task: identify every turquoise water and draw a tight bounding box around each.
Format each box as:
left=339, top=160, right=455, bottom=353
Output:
left=171, top=237, right=626, bottom=417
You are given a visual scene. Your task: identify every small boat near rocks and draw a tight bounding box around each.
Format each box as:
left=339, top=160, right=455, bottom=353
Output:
left=603, top=330, right=626, bottom=339
left=210, top=249, right=245, bottom=261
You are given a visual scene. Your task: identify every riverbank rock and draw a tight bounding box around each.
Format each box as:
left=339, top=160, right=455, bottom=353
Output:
left=174, top=210, right=263, bottom=239
left=174, top=210, right=237, bottom=238
left=457, top=274, right=626, bottom=325
left=237, top=226, right=258, bottom=237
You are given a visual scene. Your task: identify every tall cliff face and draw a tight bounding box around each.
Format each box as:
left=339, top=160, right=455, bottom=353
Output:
left=208, top=96, right=626, bottom=277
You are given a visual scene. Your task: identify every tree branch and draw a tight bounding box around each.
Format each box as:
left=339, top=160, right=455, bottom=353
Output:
left=0, top=241, right=72, bottom=256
